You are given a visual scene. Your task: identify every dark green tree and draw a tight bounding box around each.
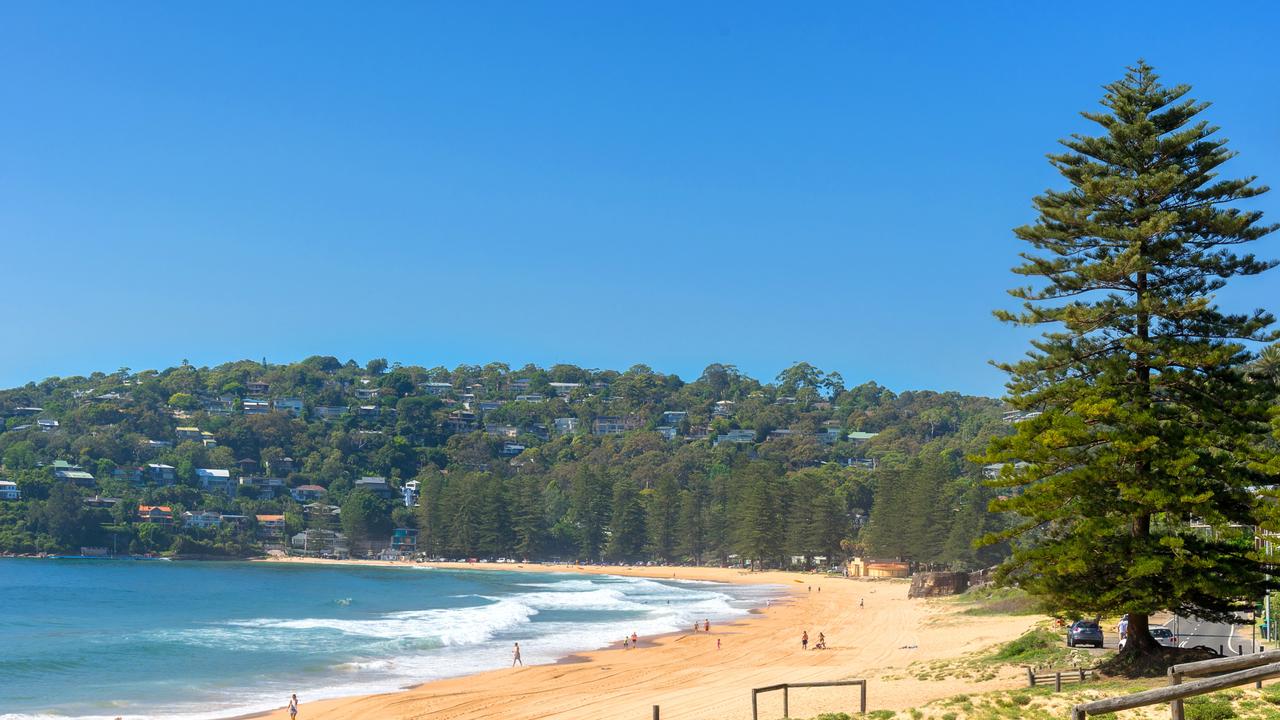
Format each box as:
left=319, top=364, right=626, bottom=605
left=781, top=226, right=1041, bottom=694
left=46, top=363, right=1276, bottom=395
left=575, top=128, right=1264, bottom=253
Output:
left=605, top=478, right=646, bottom=561
left=983, top=62, right=1278, bottom=665
left=646, top=474, right=680, bottom=562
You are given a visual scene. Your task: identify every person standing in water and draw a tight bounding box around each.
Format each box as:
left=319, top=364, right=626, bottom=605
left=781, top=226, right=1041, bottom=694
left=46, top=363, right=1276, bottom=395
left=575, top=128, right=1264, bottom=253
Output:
left=512, top=642, right=523, bottom=666
left=288, top=694, right=298, bottom=720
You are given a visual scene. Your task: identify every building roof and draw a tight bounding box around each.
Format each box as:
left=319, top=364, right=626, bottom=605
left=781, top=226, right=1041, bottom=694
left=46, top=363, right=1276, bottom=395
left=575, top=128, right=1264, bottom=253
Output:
left=256, top=514, right=285, bottom=522
left=138, top=505, right=173, bottom=513
left=294, top=484, right=326, bottom=492
left=196, top=468, right=231, bottom=478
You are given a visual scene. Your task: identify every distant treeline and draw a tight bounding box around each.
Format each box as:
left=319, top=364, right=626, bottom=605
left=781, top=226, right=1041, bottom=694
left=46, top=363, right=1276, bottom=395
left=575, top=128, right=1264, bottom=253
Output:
left=0, top=357, right=1012, bottom=567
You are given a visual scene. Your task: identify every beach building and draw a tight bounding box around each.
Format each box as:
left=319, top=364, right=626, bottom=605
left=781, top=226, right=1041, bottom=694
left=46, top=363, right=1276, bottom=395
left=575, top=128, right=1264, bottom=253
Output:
left=291, top=484, right=326, bottom=503
left=195, top=468, right=232, bottom=494
left=137, top=505, right=173, bottom=525
left=0, top=481, right=20, bottom=500
left=391, top=527, right=418, bottom=554
left=846, top=557, right=911, bottom=578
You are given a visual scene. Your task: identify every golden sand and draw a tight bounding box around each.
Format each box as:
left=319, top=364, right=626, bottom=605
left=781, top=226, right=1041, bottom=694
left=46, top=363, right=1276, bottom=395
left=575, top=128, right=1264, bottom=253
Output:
left=249, top=559, right=1038, bottom=720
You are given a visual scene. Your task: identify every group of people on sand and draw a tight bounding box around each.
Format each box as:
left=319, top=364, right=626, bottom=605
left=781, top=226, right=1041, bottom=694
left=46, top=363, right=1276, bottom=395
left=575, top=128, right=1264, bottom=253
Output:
left=692, top=618, right=710, bottom=633
left=801, top=630, right=827, bottom=650
left=622, top=631, right=640, bottom=649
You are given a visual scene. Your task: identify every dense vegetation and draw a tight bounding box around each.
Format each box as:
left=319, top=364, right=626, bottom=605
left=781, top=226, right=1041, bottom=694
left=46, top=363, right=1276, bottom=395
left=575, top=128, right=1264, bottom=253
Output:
left=983, top=62, right=1280, bottom=667
left=0, top=356, right=1013, bottom=567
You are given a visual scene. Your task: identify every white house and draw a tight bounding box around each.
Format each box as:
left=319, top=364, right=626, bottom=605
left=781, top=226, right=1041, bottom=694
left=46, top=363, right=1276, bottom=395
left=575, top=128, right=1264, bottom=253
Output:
left=195, top=468, right=232, bottom=493
left=0, top=480, right=20, bottom=500
left=402, top=480, right=420, bottom=507
left=183, top=510, right=223, bottom=529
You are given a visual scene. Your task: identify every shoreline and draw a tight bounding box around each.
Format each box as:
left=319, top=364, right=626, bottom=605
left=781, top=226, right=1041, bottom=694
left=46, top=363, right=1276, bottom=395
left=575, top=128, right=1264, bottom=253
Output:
left=238, top=557, right=1040, bottom=720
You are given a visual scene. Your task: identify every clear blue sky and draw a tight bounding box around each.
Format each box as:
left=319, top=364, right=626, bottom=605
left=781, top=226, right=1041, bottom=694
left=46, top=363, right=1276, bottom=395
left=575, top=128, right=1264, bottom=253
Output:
left=2, top=2, right=1277, bottom=396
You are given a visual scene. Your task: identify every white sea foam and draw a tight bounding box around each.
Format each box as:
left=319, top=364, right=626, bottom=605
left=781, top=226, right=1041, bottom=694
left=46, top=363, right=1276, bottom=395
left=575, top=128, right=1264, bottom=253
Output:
left=14, top=572, right=782, bottom=720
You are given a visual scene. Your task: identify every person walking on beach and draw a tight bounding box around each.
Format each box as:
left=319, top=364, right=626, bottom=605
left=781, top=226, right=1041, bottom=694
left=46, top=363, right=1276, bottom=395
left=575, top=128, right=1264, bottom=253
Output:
left=631, top=631, right=638, bottom=647
left=704, top=619, right=709, bottom=632
left=801, top=631, right=809, bottom=650
left=288, top=694, right=298, bottom=720
left=717, top=637, right=721, bottom=650
left=859, top=597, right=864, bottom=608
left=512, top=642, right=523, bottom=667
left=623, top=636, right=630, bottom=649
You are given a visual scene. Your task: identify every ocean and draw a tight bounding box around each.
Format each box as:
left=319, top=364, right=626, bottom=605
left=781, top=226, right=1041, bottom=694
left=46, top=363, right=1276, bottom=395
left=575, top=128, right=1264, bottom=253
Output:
left=0, top=559, right=780, bottom=720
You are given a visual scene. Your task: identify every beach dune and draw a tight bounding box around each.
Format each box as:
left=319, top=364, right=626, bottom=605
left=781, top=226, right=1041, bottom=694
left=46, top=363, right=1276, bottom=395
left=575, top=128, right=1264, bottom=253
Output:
left=252, top=561, right=1037, bottom=720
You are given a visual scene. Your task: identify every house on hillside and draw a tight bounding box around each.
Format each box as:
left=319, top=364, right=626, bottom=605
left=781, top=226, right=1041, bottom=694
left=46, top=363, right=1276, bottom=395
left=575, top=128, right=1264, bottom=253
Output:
left=514, top=394, right=544, bottom=403
left=553, top=417, right=579, bottom=436
left=420, top=382, right=454, bottom=396
left=355, top=476, right=393, bottom=500
left=239, top=476, right=285, bottom=499
left=548, top=382, right=582, bottom=397
left=147, top=463, right=177, bottom=485
left=712, top=400, right=735, bottom=418
left=175, top=426, right=203, bottom=441
left=661, top=411, right=688, bottom=425
left=195, top=468, right=232, bottom=494
left=291, top=484, right=326, bottom=503
left=37, top=418, right=59, bottom=432
left=485, top=424, right=520, bottom=439
left=137, top=505, right=173, bottom=525
left=355, top=388, right=380, bottom=401
left=112, top=466, right=144, bottom=485
left=273, top=398, right=303, bottom=416
left=313, top=405, right=349, bottom=421
left=242, top=399, right=270, bottom=415
left=846, top=431, right=879, bottom=443
left=714, top=429, right=756, bottom=446
left=246, top=381, right=270, bottom=395
left=402, top=480, right=419, bottom=507
left=183, top=510, right=223, bottom=529
left=53, top=461, right=96, bottom=487
left=256, top=514, right=286, bottom=539
left=0, top=481, right=20, bottom=501
left=500, top=443, right=525, bottom=457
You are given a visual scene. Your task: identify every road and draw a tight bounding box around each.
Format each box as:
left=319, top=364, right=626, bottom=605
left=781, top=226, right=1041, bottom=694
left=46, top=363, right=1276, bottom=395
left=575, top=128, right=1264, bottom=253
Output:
left=1159, top=615, right=1262, bottom=655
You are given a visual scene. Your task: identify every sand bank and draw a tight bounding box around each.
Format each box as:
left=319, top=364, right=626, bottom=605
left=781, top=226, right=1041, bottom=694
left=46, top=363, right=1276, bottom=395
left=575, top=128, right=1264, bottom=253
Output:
left=249, top=558, right=1039, bottom=720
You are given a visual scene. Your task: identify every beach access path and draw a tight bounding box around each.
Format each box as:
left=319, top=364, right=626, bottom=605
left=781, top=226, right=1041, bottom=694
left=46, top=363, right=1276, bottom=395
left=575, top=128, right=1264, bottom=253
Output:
left=249, top=560, right=1039, bottom=720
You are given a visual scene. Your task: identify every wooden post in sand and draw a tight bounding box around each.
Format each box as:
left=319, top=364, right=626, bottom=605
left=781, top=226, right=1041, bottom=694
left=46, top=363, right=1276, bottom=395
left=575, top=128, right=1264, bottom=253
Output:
left=782, top=685, right=789, bottom=717
left=652, top=704, right=659, bottom=720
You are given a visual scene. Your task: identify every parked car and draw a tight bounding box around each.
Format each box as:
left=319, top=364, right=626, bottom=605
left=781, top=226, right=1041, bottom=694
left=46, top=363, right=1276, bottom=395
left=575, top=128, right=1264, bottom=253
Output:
left=1067, top=620, right=1105, bottom=648
left=1150, top=627, right=1179, bottom=647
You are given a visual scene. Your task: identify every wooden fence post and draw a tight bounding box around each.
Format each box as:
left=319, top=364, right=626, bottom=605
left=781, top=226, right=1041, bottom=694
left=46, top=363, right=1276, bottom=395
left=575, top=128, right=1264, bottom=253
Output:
left=1079, top=667, right=1086, bottom=683
left=1170, top=671, right=1185, bottom=720
left=783, top=685, right=789, bottom=718
left=752, top=689, right=758, bottom=720
left=1027, top=666, right=1036, bottom=687
left=1056, top=672, right=1062, bottom=692
left=860, top=680, right=867, bottom=714
left=652, top=705, right=659, bottom=720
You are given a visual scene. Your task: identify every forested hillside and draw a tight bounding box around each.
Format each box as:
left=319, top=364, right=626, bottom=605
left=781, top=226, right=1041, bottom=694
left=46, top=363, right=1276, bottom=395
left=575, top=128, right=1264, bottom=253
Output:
left=0, top=357, right=1015, bottom=567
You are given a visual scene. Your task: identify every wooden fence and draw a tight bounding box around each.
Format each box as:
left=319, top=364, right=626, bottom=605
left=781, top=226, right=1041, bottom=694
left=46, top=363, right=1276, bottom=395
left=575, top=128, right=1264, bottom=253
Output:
left=1025, top=666, right=1099, bottom=690
left=1070, top=649, right=1280, bottom=720
left=751, top=679, right=867, bottom=720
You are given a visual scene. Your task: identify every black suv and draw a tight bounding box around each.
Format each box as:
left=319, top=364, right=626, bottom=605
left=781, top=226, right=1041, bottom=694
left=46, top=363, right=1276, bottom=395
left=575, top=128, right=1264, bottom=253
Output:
left=1067, top=620, right=1104, bottom=648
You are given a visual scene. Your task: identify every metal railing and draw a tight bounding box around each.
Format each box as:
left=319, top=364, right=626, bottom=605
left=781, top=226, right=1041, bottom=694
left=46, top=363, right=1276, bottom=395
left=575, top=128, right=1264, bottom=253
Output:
left=751, top=679, right=867, bottom=720
left=1070, top=650, right=1280, bottom=720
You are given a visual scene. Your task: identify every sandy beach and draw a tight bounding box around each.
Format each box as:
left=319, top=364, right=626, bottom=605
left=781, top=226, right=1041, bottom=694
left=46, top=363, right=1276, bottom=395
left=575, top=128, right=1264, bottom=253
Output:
left=243, top=558, right=1040, bottom=720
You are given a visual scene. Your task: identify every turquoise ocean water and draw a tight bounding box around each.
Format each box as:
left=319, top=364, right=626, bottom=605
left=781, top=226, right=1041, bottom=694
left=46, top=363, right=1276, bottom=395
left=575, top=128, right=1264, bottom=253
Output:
left=0, top=559, right=779, bottom=719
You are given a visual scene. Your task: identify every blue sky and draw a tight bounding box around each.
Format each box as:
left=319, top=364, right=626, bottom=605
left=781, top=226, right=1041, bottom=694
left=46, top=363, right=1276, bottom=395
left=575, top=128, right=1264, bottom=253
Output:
left=2, top=2, right=1277, bottom=396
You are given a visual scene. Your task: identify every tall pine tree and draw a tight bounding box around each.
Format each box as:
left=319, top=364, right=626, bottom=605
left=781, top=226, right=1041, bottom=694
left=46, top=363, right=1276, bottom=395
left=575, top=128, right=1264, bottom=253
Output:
left=984, top=62, right=1278, bottom=666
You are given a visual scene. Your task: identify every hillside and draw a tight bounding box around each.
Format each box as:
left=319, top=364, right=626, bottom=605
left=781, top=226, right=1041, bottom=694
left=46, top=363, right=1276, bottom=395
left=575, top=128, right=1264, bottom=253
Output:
left=0, top=357, right=1015, bottom=564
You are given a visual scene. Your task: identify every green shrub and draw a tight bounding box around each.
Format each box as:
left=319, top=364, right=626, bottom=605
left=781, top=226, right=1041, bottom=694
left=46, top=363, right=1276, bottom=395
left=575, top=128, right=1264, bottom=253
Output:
left=988, top=629, right=1062, bottom=664
left=1184, top=696, right=1237, bottom=720
left=1011, top=694, right=1032, bottom=706
left=940, top=713, right=957, bottom=720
